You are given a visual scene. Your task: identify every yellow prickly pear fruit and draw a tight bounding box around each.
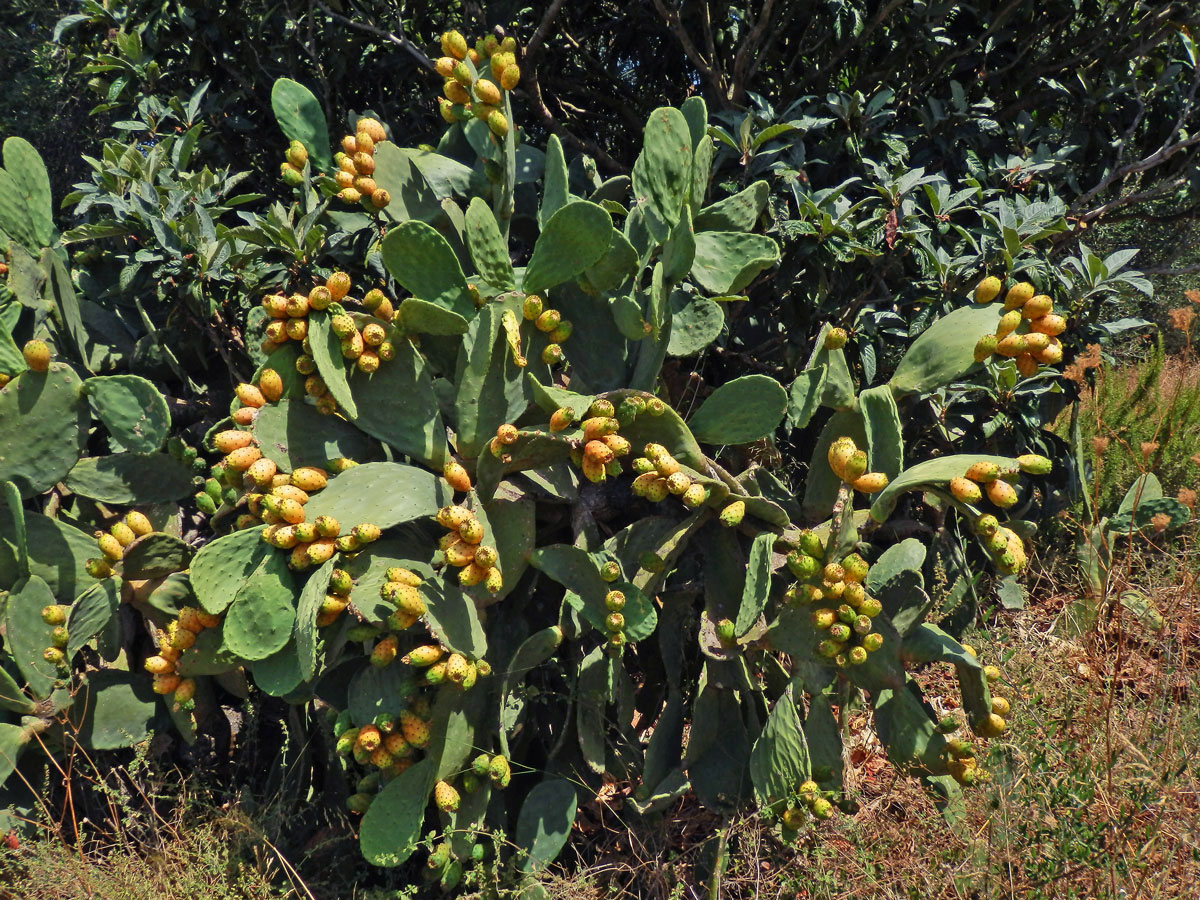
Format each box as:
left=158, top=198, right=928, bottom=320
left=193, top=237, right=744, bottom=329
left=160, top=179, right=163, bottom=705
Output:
left=326, top=271, right=351, bottom=300
left=258, top=367, right=283, bottom=402
left=246, top=456, right=277, bottom=487
left=443, top=460, right=472, bottom=492
left=386, top=566, right=423, bottom=587
left=286, top=140, right=308, bottom=169
left=152, top=673, right=181, bottom=695
left=991, top=697, right=1011, bottom=716
left=1021, top=331, right=1050, bottom=354
left=474, top=79, right=501, bottom=105
left=435, top=56, right=457, bottom=77
left=444, top=79, right=470, bottom=105
left=437, top=505, right=473, bottom=529
left=337, top=188, right=362, bottom=205
left=22, top=340, right=50, bottom=372
left=548, top=407, right=574, bottom=432
left=852, top=472, right=889, bottom=493
left=965, top=461, right=1000, bottom=482
left=352, top=151, right=375, bottom=175
left=842, top=449, right=868, bottom=484
left=443, top=537, right=476, bottom=568
left=996, top=309, right=1022, bottom=338
left=124, top=510, right=153, bottom=537
left=284, top=318, right=308, bottom=342
left=1030, top=313, right=1066, bottom=336
left=1022, top=294, right=1053, bottom=319
left=720, top=500, right=745, bottom=527
left=994, top=333, right=1027, bottom=357
left=1016, top=454, right=1052, bottom=475
left=232, top=406, right=257, bottom=426
left=445, top=653, right=470, bottom=684
left=973, top=334, right=998, bottom=363
left=434, top=780, right=460, bottom=812
left=97, top=532, right=124, bottom=561
left=370, top=189, right=390, bottom=209
left=473, top=545, right=497, bottom=569
left=488, top=754, right=511, bottom=788
left=522, top=294, right=544, bottom=320
left=484, top=566, right=503, bottom=593
left=235, top=383, right=266, bottom=408
left=500, top=63, right=520, bottom=91
left=985, top=479, right=1018, bottom=508
left=143, top=655, right=174, bottom=675
left=580, top=455, right=606, bottom=484
left=681, top=482, right=708, bottom=508
left=85, top=557, right=113, bottom=578
left=288, top=543, right=313, bottom=570
left=403, top=644, right=444, bottom=668
left=291, top=467, right=327, bottom=491
left=949, top=476, right=983, bottom=503
left=976, top=713, right=1007, bottom=738
left=974, top=276, right=1002, bottom=304
left=442, top=30, right=468, bottom=60
left=353, top=176, right=377, bottom=197
left=827, top=437, right=857, bottom=480
left=110, top=521, right=137, bottom=548
left=824, top=327, right=848, bottom=350
left=486, top=110, right=509, bottom=138
left=353, top=523, right=381, bottom=544
left=356, top=350, right=380, bottom=373
left=371, top=635, right=399, bottom=667
left=437, top=96, right=457, bottom=123
left=341, top=134, right=358, bottom=155
left=307, top=539, right=337, bottom=565
left=353, top=132, right=375, bottom=156
left=1003, top=282, right=1035, bottom=310
left=333, top=170, right=355, bottom=192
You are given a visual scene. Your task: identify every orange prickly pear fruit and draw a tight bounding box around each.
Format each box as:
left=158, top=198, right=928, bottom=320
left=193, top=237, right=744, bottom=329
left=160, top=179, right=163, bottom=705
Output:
left=1022, top=331, right=1050, bottom=353
left=356, top=350, right=380, bottom=373
left=500, top=63, right=520, bottom=90
left=443, top=460, right=472, bottom=492
left=994, top=333, right=1027, bottom=357
left=235, top=383, right=266, bottom=408
left=1030, top=313, right=1066, bottom=336
left=370, top=189, right=391, bottom=209
left=852, top=472, right=889, bottom=493
left=1022, top=294, right=1053, bottom=319
left=474, top=79, right=501, bottom=106
left=965, top=460, right=1000, bottom=482
left=435, top=56, right=457, bottom=77
left=1035, top=338, right=1063, bottom=365
left=985, top=479, right=1019, bottom=508
left=974, top=276, right=1002, bottom=304
left=306, top=539, right=336, bottom=565
left=246, top=457, right=277, bottom=487
left=437, top=505, right=473, bottom=529
left=326, top=271, right=351, bottom=300
left=143, top=655, right=174, bottom=675
left=353, top=175, right=377, bottom=196
left=232, top=406, right=257, bottom=426
left=1016, top=353, right=1039, bottom=377
left=152, top=673, right=181, bottom=695
left=434, top=780, right=460, bottom=812
left=949, top=476, right=983, bottom=503
left=1003, top=282, right=1035, bottom=310
left=444, top=80, right=470, bottom=105
left=291, top=467, right=327, bottom=491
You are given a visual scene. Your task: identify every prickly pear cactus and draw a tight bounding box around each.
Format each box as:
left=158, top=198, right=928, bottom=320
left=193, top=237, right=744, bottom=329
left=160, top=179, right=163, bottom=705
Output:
left=0, top=22, right=1072, bottom=892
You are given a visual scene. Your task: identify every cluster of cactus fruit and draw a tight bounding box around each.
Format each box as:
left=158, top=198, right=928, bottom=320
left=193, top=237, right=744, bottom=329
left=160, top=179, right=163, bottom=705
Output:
left=0, top=29, right=1080, bottom=889
left=972, top=276, right=1067, bottom=373
left=435, top=29, right=519, bottom=136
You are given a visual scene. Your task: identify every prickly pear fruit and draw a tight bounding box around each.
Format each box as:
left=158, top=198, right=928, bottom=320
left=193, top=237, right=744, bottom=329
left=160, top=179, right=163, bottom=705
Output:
left=22, top=340, right=50, bottom=372
left=486, top=110, right=509, bottom=137
left=974, top=276, right=1002, bottom=304
left=827, top=437, right=856, bottom=480
left=488, top=754, right=511, bottom=788
left=715, top=618, right=736, bottom=646
left=852, top=472, right=889, bottom=493
left=1016, top=454, right=1052, bottom=475
left=443, top=460, right=472, bottom=492
left=1004, top=282, right=1035, bottom=310
left=824, top=327, right=847, bottom=350
left=719, top=500, right=745, bottom=527
left=97, top=533, right=124, bottom=562
left=949, top=476, right=982, bottom=503
left=1023, top=294, right=1054, bottom=320
left=403, top=644, right=444, bottom=667
left=973, top=334, right=998, bottom=363
left=985, top=479, right=1018, bottom=508
left=995, top=333, right=1027, bottom=357
left=500, top=63, right=520, bottom=90
left=235, top=383, right=266, bottom=408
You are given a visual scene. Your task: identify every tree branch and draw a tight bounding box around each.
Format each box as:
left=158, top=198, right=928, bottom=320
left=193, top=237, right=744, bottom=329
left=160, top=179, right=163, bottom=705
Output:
left=526, top=0, right=567, bottom=58
left=651, top=0, right=726, bottom=101
left=313, top=0, right=432, bottom=70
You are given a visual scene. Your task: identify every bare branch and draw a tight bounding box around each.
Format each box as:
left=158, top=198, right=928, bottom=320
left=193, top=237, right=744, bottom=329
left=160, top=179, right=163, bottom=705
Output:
left=313, top=0, right=433, bottom=70
left=526, top=0, right=567, bottom=57
left=1138, top=263, right=1200, bottom=275
left=651, top=0, right=726, bottom=101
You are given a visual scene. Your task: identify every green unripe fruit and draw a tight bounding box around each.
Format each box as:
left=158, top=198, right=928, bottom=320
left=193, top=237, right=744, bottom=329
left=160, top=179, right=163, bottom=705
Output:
left=427, top=842, right=450, bottom=870
left=973, top=334, right=998, bottom=363
left=798, top=530, right=824, bottom=559
left=85, top=557, right=113, bottom=579
left=816, top=639, right=842, bottom=658
left=937, top=715, right=960, bottom=734
left=946, top=738, right=974, bottom=759
left=811, top=797, right=833, bottom=820
left=847, top=646, right=868, bottom=665
left=811, top=608, right=836, bottom=630
left=828, top=623, right=851, bottom=643
left=715, top=618, right=736, bottom=645
left=976, top=514, right=1000, bottom=537
left=486, top=109, right=509, bottom=137
left=472, top=753, right=493, bottom=777
left=43, top=647, right=66, bottom=666
left=488, top=754, right=512, bottom=788
left=604, top=590, right=626, bottom=611
left=599, top=561, right=621, bottom=582
left=639, top=552, right=664, bottom=573
left=858, top=596, right=882, bottom=618
left=719, top=500, right=745, bottom=527
left=1016, top=453, right=1052, bottom=475
left=605, top=612, right=625, bottom=632
left=541, top=343, right=564, bottom=365
left=861, top=632, right=884, bottom=652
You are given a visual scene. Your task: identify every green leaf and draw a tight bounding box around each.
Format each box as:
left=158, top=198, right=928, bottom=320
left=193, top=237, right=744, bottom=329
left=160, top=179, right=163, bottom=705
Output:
left=0, top=666, right=34, bottom=715
left=64, top=453, right=195, bottom=505
left=381, top=221, right=474, bottom=317
left=889, top=304, right=1001, bottom=395
left=515, top=778, right=578, bottom=874
left=0, top=722, right=29, bottom=790
left=302, top=462, right=448, bottom=531
left=869, top=454, right=1017, bottom=522
left=667, top=294, right=723, bottom=357
left=632, top=107, right=692, bottom=230
left=694, top=181, right=769, bottom=232
left=523, top=202, right=613, bottom=294
left=270, top=78, right=331, bottom=172
left=690, top=232, right=779, bottom=294
left=539, top=134, right=570, bottom=229
left=465, top=197, right=515, bottom=289
left=84, top=375, right=170, bottom=453
left=306, top=311, right=358, bottom=419
left=687, top=374, right=787, bottom=445
left=736, top=532, right=774, bottom=637
left=3, top=137, right=54, bottom=248
left=0, top=506, right=94, bottom=601
left=69, top=669, right=158, bottom=750
left=859, top=385, right=903, bottom=479
left=1, top=482, right=26, bottom=579
left=360, top=757, right=436, bottom=866
left=583, top=230, right=638, bottom=294
left=422, top=579, right=487, bottom=658
left=662, top=206, right=696, bottom=283
left=750, top=690, right=810, bottom=805
left=0, top=364, right=89, bottom=498
left=804, top=326, right=856, bottom=409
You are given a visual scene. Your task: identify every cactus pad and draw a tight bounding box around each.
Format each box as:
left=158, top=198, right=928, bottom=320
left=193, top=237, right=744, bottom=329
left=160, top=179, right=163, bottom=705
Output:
left=65, top=452, right=196, bottom=504
left=359, top=757, right=436, bottom=866
left=189, top=526, right=268, bottom=614
left=685, top=374, right=787, bottom=445
left=121, top=533, right=192, bottom=580
left=521, top=201, right=613, bottom=294
left=302, top=462, right=447, bottom=531
left=84, top=375, right=170, bottom=453
left=69, top=669, right=158, bottom=751
left=0, top=364, right=89, bottom=497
